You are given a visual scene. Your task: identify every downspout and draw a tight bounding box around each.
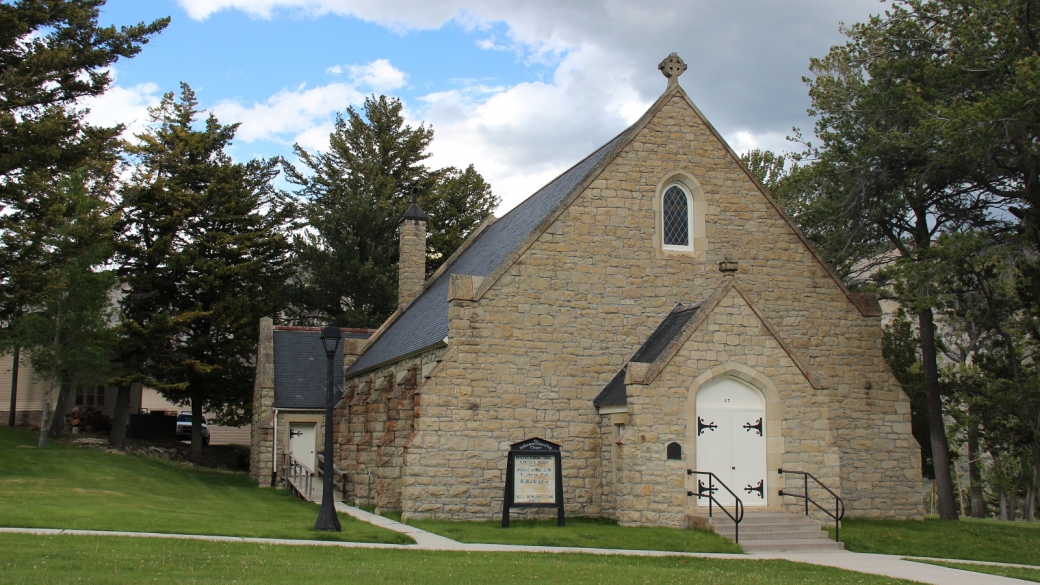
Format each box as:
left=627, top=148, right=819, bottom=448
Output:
left=271, top=408, right=278, bottom=487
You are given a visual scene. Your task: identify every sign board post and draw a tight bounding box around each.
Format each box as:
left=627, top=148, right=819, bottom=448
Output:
left=502, top=437, right=565, bottom=528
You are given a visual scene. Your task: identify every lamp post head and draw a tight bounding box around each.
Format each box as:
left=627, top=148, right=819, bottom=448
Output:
left=319, top=323, right=342, bottom=356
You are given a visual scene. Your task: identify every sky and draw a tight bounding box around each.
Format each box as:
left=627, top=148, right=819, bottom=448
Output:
left=87, top=0, right=887, bottom=213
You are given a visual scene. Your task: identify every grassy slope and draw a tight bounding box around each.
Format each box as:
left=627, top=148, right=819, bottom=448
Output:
left=0, top=428, right=409, bottom=544
left=408, top=517, right=743, bottom=553
left=834, top=517, right=1040, bottom=566
left=912, top=560, right=1040, bottom=584
left=0, top=533, right=919, bottom=585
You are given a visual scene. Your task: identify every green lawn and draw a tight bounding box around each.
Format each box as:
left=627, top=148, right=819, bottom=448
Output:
left=0, top=428, right=410, bottom=544
left=833, top=517, right=1040, bottom=565
left=408, top=517, right=743, bottom=553
left=0, top=533, right=919, bottom=585
left=911, top=559, right=1040, bottom=583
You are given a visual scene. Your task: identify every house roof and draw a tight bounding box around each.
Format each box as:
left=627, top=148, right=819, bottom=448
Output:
left=274, top=327, right=372, bottom=409
left=345, top=129, right=633, bottom=376
left=593, top=303, right=701, bottom=408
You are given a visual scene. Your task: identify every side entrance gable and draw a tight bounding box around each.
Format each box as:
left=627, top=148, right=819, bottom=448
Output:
left=609, top=283, right=840, bottom=526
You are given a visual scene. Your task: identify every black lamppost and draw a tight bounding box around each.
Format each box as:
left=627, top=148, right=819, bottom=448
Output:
left=314, top=323, right=342, bottom=532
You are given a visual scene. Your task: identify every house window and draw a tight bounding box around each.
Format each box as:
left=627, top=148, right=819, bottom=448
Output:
left=662, top=185, right=691, bottom=249
left=75, top=386, right=106, bottom=408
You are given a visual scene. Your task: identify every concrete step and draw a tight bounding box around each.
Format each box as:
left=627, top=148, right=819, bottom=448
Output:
left=692, top=513, right=821, bottom=526
left=740, top=539, right=845, bottom=553
left=714, top=526, right=829, bottom=540
left=688, top=511, right=843, bottom=552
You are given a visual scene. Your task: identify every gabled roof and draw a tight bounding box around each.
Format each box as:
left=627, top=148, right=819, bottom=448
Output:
left=593, top=281, right=834, bottom=409
left=346, top=76, right=875, bottom=378
left=345, top=129, right=633, bottom=376
left=593, top=303, right=701, bottom=408
left=274, top=327, right=372, bottom=409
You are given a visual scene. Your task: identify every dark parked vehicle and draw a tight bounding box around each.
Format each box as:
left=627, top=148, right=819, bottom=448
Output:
left=175, top=412, right=210, bottom=445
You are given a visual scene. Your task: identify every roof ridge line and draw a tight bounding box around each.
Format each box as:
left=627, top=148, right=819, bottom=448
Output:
left=470, top=84, right=684, bottom=303
left=632, top=278, right=829, bottom=390
left=671, top=86, right=864, bottom=316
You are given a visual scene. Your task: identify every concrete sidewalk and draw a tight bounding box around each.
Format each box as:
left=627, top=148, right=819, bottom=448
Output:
left=2, top=517, right=1033, bottom=585
left=335, top=504, right=1033, bottom=585
left=750, top=549, right=1032, bottom=585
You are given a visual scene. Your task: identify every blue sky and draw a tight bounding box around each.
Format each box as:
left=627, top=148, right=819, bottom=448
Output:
left=88, top=0, right=885, bottom=212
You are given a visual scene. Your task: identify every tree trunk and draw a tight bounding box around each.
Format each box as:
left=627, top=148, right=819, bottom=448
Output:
left=108, top=384, right=131, bottom=450
left=999, top=489, right=1008, bottom=520
left=1009, top=488, right=1018, bottom=522
left=968, top=430, right=986, bottom=518
left=190, top=396, right=203, bottom=463
left=47, top=383, right=71, bottom=438
left=1026, top=484, right=1035, bottom=523
left=917, top=308, right=959, bottom=519
left=38, top=397, right=50, bottom=448
left=1032, top=444, right=1040, bottom=522
left=7, top=346, right=19, bottom=427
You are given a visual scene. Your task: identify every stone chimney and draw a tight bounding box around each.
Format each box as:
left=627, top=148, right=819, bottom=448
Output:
left=398, top=189, right=428, bottom=310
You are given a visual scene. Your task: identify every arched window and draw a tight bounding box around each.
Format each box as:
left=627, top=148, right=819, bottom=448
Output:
left=666, top=442, right=683, bottom=460
left=662, top=185, right=691, bottom=250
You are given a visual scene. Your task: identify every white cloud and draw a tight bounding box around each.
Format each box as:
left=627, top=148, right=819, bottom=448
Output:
left=212, top=82, right=363, bottom=144
left=209, top=59, right=405, bottom=149
left=347, top=59, right=407, bottom=92
left=80, top=81, right=163, bottom=141
left=415, top=44, right=648, bottom=211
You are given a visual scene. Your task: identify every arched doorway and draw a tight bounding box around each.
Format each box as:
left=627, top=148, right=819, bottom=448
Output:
left=693, top=378, right=767, bottom=507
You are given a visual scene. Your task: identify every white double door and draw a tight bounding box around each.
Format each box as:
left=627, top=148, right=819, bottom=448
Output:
left=693, top=379, right=767, bottom=507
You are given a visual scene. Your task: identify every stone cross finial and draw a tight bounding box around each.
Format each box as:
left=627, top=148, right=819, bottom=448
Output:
left=658, top=52, right=687, bottom=87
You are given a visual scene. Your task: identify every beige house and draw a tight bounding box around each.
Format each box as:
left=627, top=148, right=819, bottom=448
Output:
left=0, top=355, right=248, bottom=445
left=251, top=53, right=924, bottom=528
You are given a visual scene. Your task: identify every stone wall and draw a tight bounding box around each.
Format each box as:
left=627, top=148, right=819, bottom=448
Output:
left=392, top=91, right=921, bottom=522
left=337, top=347, right=443, bottom=511
left=250, top=317, right=276, bottom=486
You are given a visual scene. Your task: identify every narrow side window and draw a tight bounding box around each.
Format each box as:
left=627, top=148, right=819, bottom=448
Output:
left=662, top=185, right=691, bottom=249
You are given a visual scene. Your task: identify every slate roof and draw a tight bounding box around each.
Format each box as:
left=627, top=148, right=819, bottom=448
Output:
left=345, top=129, right=633, bottom=376
left=593, top=303, right=701, bottom=408
left=274, top=327, right=372, bottom=409
left=593, top=366, right=628, bottom=409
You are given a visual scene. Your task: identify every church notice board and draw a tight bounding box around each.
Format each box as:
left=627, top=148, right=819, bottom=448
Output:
left=502, top=437, right=565, bottom=527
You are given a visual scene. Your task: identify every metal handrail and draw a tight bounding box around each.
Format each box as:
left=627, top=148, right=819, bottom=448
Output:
left=687, top=470, right=745, bottom=543
left=283, top=453, right=314, bottom=501
left=317, top=453, right=348, bottom=502
left=777, top=468, right=845, bottom=542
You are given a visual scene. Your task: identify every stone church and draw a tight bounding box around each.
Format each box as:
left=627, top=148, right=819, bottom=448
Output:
left=250, top=53, right=924, bottom=527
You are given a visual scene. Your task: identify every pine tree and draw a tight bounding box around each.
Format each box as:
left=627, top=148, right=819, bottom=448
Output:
left=117, top=84, right=294, bottom=461
left=4, top=173, right=118, bottom=447
left=0, top=0, right=167, bottom=424
left=425, top=165, right=498, bottom=275
left=287, top=95, right=498, bottom=326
